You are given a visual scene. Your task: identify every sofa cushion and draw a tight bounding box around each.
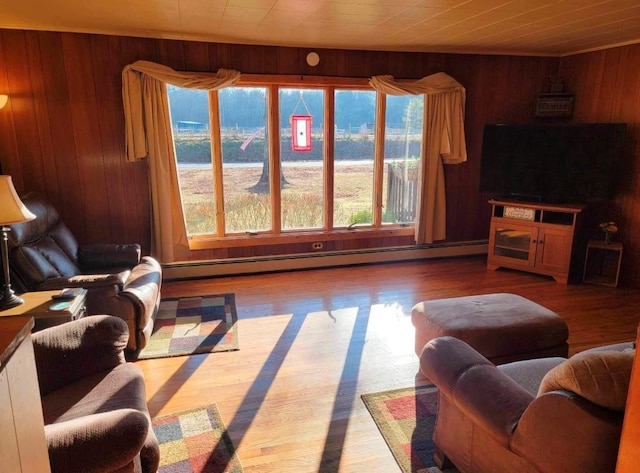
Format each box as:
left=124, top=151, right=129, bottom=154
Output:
left=41, top=363, right=148, bottom=425
left=538, top=349, right=635, bottom=411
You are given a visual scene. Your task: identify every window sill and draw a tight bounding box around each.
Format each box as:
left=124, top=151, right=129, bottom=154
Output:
left=187, top=226, right=415, bottom=250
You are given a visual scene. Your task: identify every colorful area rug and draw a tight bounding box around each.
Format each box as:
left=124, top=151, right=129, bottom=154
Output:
left=137, top=294, right=239, bottom=360
left=153, top=404, right=243, bottom=473
left=361, top=385, right=459, bottom=473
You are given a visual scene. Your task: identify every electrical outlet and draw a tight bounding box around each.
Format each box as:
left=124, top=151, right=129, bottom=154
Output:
left=312, top=242, right=324, bottom=250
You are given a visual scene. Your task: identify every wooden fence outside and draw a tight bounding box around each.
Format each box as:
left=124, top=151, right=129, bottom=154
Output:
left=386, top=162, right=418, bottom=223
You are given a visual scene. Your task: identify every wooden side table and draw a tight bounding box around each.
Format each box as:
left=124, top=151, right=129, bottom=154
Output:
left=0, top=316, right=52, bottom=472
left=0, top=289, right=87, bottom=330
left=583, top=239, right=623, bottom=287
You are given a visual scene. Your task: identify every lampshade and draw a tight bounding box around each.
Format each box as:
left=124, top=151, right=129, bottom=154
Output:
left=0, top=176, right=36, bottom=225
left=0, top=95, right=7, bottom=109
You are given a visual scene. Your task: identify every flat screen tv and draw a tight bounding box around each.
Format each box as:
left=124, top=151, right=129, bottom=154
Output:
left=480, top=123, right=627, bottom=203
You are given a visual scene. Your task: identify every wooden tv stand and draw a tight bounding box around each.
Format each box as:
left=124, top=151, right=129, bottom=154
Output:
left=487, top=199, right=584, bottom=284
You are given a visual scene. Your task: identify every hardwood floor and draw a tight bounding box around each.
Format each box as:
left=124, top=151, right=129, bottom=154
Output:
left=136, top=256, right=640, bottom=472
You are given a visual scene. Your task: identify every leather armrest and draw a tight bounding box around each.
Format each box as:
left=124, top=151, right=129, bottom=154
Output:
left=420, top=336, right=534, bottom=447
left=78, top=243, right=141, bottom=270
left=32, top=315, right=129, bottom=396
left=37, top=273, right=125, bottom=291
left=45, top=409, right=148, bottom=473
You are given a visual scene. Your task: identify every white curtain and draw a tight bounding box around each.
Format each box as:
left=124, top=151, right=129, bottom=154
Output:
left=122, top=60, right=240, bottom=262
left=369, top=72, right=467, bottom=243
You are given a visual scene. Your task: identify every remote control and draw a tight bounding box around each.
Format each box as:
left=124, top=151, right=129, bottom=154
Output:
left=51, top=291, right=76, bottom=300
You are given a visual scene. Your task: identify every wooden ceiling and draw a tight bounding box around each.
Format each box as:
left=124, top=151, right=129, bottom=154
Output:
left=1, top=0, right=639, bottom=56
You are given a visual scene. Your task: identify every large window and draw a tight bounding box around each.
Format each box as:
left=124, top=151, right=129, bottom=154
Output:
left=384, top=95, right=423, bottom=224
left=219, top=87, right=270, bottom=234
left=279, top=88, right=325, bottom=230
left=167, top=77, right=423, bottom=246
left=169, top=86, right=214, bottom=235
left=333, top=90, right=376, bottom=227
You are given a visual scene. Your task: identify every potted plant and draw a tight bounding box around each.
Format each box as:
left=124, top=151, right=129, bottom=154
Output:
left=599, top=221, right=618, bottom=244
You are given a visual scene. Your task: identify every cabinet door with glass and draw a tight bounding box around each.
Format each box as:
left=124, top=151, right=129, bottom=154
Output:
left=487, top=220, right=538, bottom=270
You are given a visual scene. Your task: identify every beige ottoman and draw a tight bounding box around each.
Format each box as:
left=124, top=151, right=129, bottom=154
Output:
left=411, top=293, right=569, bottom=364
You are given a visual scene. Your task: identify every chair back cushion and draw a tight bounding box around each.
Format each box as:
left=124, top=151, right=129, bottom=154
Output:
left=538, top=349, right=635, bottom=411
left=7, top=192, right=81, bottom=290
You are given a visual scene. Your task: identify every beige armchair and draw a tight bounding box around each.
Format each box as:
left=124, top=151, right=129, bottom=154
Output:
left=420, top=336, right=635, bottom=473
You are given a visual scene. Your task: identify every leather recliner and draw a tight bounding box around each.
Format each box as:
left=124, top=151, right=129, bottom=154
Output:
left=5, top=192, right=161, bottom=352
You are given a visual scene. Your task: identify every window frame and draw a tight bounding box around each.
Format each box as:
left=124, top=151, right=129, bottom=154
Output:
left=183, top=74, right=416, bottom=251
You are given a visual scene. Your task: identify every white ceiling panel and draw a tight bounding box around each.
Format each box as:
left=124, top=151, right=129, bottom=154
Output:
left=0, top=0, right=638, bottom=56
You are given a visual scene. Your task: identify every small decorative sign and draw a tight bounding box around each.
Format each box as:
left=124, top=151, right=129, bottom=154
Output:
left=504, top=206, right=535, bottom=221
left=535, top=93, right=574, bottom=117
left=291, top=115, right=312, bottom=152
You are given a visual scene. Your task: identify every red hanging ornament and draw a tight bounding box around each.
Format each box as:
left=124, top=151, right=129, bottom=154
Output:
left=291, top=114, right=312, bottom=152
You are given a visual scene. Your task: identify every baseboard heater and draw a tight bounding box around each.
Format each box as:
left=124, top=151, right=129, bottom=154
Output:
left=163, top=240, right=489, bottom=281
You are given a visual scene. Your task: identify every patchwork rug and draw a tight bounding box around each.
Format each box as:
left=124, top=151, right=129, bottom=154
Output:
left=361, top=385, right=459, bottom=473
left=137, top=294, right=239, bottom=360
left=153, top=404, right=243, bottom=473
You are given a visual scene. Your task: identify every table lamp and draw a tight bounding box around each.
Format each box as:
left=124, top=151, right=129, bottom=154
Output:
left=0, top=176, right=35, bottom=310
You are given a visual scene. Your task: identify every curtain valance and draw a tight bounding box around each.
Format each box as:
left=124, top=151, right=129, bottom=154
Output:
left=370, top=72, right=464, bottom=96
left=122, top=60, right=240, bottom=161
left=369, top=72, right=467, bottom=165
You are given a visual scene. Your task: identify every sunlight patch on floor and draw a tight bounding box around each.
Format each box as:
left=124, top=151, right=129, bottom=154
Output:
left=368, top=302, right=415, bottom=356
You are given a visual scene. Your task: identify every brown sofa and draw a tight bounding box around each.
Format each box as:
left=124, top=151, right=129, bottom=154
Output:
left=6, top=192, right=161, bottom=351
left=33, top=315, right=159, bottom=473
left=420, top=336, right=635, bottom=473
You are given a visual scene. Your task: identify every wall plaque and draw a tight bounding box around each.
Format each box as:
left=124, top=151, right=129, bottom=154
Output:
left=504, top=206, right=536, bottom=221
left=535, top=93, right=574, bottom=117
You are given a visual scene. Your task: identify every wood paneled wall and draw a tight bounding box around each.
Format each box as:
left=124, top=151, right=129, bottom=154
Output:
left=559, top=44, right=640, bottom=287
left=1, top=29, right=560, bottom=263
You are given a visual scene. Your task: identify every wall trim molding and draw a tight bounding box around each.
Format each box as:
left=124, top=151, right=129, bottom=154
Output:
left=163, top=240, right=489, bottom=280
